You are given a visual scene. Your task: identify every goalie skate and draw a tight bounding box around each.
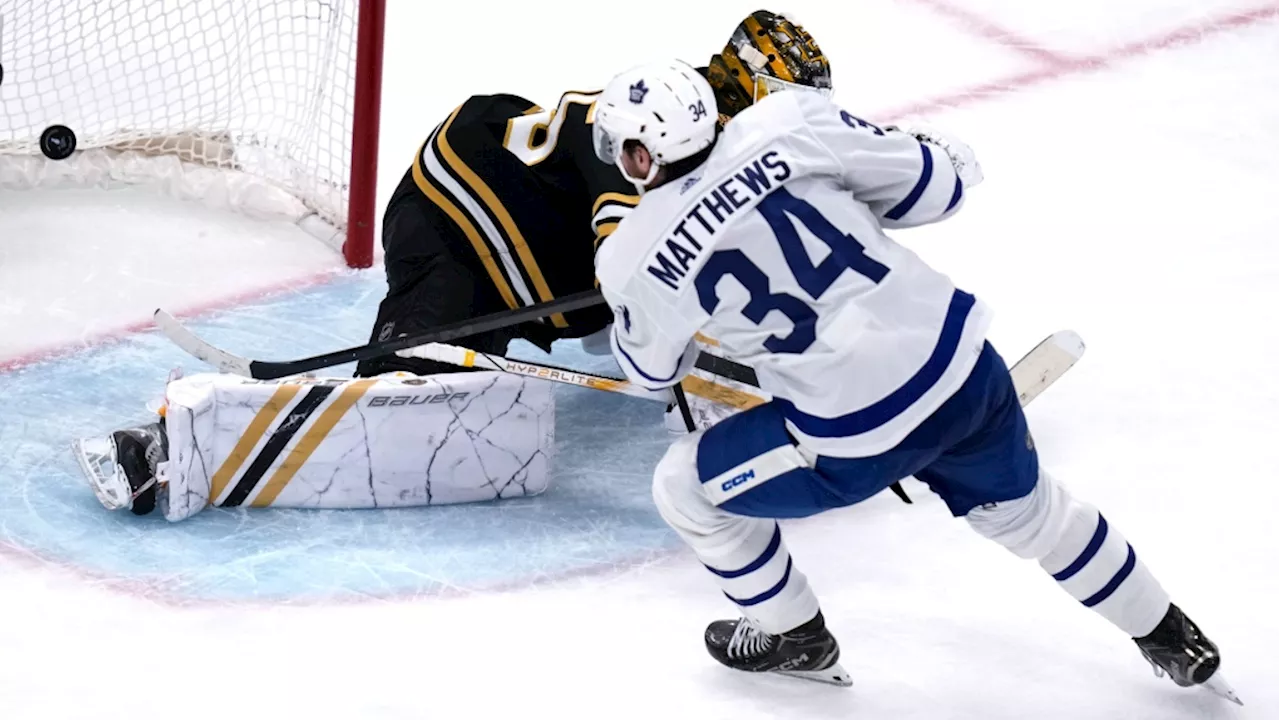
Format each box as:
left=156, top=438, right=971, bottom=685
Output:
left=71, top=422, right=167, bottom=516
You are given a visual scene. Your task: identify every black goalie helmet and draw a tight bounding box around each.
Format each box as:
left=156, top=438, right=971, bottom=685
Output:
left=706, top=10, right=833, bottom=122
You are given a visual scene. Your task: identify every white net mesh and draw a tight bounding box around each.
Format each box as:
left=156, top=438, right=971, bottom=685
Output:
left=0, top=0, right=360, bottom=234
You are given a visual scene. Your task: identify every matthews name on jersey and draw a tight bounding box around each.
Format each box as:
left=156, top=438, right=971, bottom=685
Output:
left=597, top=90, right=988, bottom=458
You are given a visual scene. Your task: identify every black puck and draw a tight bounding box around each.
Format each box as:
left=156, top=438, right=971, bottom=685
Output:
left=40, top=125, right=78, bottom=160
left=0, top=62, right=5, bottom=87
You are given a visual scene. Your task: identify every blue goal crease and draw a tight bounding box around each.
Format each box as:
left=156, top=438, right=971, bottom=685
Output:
left=0, top=272, right=677, bottom=601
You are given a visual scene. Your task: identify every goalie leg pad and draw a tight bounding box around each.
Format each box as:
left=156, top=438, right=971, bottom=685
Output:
left=160, top=371, right=555, bottom=521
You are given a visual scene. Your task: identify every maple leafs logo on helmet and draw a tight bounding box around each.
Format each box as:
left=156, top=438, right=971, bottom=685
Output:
left=629, top=80, right=649, bottom=104
left=595, top=61, right=718, bottom=190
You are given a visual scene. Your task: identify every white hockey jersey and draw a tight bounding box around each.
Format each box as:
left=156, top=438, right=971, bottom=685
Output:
left=595, top=91, right=991, bottom=458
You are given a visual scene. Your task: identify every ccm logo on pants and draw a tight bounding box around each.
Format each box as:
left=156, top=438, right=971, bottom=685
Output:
left=705, top=444, right=808, bottom=506
left=722, top=469, right=756, bottom=492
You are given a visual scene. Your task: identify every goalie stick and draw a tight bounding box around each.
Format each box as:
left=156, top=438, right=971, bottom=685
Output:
left=155, top=288, right=761, bottom=386
left=154, top=288, right=608, bottom=379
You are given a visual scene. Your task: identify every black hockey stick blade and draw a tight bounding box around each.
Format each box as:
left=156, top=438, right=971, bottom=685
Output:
left=694, top=351, right=760, bottom=386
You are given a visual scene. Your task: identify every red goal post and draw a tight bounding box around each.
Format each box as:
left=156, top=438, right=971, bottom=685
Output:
left=0, top=0, right=386, bottom=268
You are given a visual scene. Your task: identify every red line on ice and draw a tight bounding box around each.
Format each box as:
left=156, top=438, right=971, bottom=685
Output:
left=0, top=535, right=685, bottom=610
left=0, top=266, right=350, bottom=375
left=896, top=0, right=1073, bottom=66
left=880, top=3, right=1279, bottom=119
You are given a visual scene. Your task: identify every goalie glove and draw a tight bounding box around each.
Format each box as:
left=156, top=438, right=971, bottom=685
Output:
left=886, top=121, right=984, bottom=189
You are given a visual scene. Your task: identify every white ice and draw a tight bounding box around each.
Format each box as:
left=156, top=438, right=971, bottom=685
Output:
left=0, top=0, right=1276, bottom=718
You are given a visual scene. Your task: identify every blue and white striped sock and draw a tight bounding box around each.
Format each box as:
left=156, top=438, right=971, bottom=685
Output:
left=1040, top=506, right=1169, bottom=637
left=699, top=519, right=821, bottom=635
left=967, top=471, right=1170, bottom=638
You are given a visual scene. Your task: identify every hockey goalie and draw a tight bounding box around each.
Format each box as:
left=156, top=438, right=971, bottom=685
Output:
left=72, top=10, right=828, bottom=521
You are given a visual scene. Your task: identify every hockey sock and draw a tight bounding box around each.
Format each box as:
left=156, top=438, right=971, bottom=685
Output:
left=652, top=434, right=821, bottom=634
left=967, top=471, right=1170, bottom=638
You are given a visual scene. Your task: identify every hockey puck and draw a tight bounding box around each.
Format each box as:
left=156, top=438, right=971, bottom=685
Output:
left=40, top=125, right=78, bottom=160
left=0, top=62, right=5, bottom=87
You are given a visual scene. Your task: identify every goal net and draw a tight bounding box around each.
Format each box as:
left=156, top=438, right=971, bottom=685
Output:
left=0, top=0, right=384, bottom=267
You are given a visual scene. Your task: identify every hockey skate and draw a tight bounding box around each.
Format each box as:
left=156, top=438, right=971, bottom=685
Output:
left=704, top=612, right=851, bottom=687
left=72, top=421, right=167, bottom=516
left=1134, top=604, right=1242, bottom=705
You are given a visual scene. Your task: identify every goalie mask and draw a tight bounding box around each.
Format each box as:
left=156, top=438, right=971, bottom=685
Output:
left=706, top=10, right=833, bottom=121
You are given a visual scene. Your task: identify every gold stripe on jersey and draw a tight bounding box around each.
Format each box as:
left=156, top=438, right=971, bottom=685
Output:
left=594, top=222, right=619, bottom=249
left=743, top=16, right=796, bottom=83
left=250, top=379, right=378, bottom=508
left=592, top=192, right=639, bottom=247
left=411, top=139, right=522, bottom=312
left=208, top=384, right=302, bottom=504
left=436, top=109, right=568, bottom=328
left=591, top=192, right=640, bottom=217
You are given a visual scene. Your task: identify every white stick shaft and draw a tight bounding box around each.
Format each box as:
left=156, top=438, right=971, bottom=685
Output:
left=153, top=309, right=253, bottom=376
left=404, top=343, right=675, bottom=403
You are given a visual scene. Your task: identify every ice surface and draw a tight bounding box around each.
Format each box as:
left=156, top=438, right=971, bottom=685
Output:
left=1, top=0, right=1276, bottom=718
left=0, top=188, right=342, bottom=362
left=0, top=273, right=679, bottom=601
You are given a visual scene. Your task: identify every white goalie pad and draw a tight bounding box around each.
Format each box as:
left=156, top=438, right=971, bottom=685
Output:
left=159, top=371, right=555, bottom=521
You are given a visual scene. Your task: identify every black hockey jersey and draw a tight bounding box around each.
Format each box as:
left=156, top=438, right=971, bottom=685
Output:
left=395, top=91, right=640, bottom=338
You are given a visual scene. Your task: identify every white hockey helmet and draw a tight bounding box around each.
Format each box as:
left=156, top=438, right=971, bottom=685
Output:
left=593, top=60, right=719, bottom=189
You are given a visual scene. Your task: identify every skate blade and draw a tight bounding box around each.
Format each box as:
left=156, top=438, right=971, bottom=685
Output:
left=70, top=436, right=131, bottom=511
left=776, top=662, right=852, bottom=687
left=1202, top=672, right=1243, bottom=706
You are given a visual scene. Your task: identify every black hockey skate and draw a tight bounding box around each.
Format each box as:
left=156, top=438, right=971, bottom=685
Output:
left=704, top=611, right=851, bottom=686
left=72, top=421, right=168, bottom=516
left=1134, top=604, right=1241, bottom=705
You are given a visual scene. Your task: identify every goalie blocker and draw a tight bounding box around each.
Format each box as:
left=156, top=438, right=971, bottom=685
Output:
left=75, top=371, right=554, bottom=521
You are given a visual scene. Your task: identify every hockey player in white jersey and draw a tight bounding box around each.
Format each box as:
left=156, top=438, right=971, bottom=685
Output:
left=590, top=60, right=1239, bottom=702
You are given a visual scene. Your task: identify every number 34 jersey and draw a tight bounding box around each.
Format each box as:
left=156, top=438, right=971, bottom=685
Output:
left=596, top=91, right=993, bottom=458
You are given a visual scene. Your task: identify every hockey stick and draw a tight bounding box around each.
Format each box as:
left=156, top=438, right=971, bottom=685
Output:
left=671, top=384, right=699, bottom=431
left=884, top=330, right=1087, bottom=504
left=404, top=330, right=1086, bottom=418
left=1008, top=330, right=1087, bottom=407
left=693, top=351, right=758, bottom=386
left=155, top=287, right=764, bottom=385
left=394, top=331, right=1087, bottom=507
left=398, top=342, right=768, bottom=410
left=154, top=288, right=608, bottom=379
